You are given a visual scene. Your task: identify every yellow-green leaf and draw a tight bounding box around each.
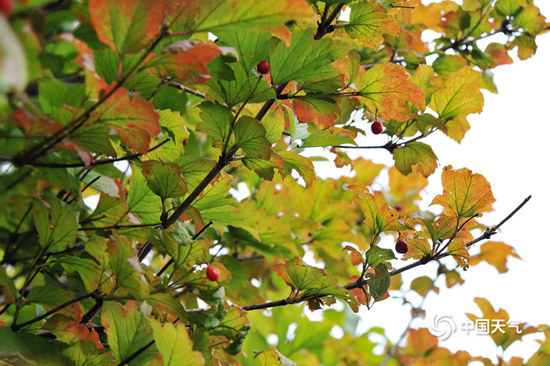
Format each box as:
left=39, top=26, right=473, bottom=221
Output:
left=149, top=319, right=204, bottom=366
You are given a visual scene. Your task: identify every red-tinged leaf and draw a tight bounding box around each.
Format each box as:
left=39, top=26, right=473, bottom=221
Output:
left=393, top=141, right=438, bottom=177
left=486, top=43, right=513, bottom=67
left=431, top=166, right=495, bottom=218
left=429, top=66, right=484, bottom=120
left=344, top=245, right=363, bottom=266
left=142, top=160, right=188, bottom=200
left=344, top=1, right=401, bottom=50
left=279, top=151, right=316, bottom=188
left=45, top=317, right=103, bottom=349
left=293, top=96, right=342, bottom=129
left=92, top=86, right=160, bottom=154
left=147, top=41, right=221, bottom=84
left=334, top=149, right=352, bottom=168
left=355, top=191, right=405, bottom=235
left=348, top=276, right=369, bottom=305
left=0, top=267, right=17, bottom=304
left=11, top=107, right=63, bottom=137
left=101, top=301, right=154, bottom=362
left=149, top=319, right=204, bottom=365
left=357, top=63, right=425, bottom=122
left=90, top=0, right=164, bottom=54
left=469, top=241, right=521, bottom=273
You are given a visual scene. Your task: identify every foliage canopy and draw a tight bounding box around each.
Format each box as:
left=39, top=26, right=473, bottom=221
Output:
left=1, top=0, right=549, bottom=364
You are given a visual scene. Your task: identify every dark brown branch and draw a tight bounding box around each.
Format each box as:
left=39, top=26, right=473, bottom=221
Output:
left=314, top=3, right=344, bottom=40
left=12, top=291, right=100, bottom=331
left=79, top=223, right=162, bottom=231
left=27, top=139, right=170, bottom=168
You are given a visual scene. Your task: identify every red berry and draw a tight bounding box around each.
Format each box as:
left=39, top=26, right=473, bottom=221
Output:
left=0, top=0, right=14, bottom=16
left=256, top=60, right=270, bottom=75
left=206, top=266, right=220, bottom=281
left=371, top=121, right=384, bottom=135
left=395, top=240, right=408, bottom=254
left=395, top=203, right=403, bottom=212
left=183, top=138, right=188, bottom=146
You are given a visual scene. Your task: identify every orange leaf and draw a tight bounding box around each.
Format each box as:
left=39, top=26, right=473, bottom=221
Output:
left=92, top=86, right=160, bottom=154
left=431, top=166, right=495, bottom=218
left=469, top=241, right=521, bottom=273
left=357, top=63, right=425, bottom=122
left=293, top=97, right=342, bottom=128
left=90, top=0, right=165, bottom=54
left=355, top=191, right=406, bottom=235
left=147, top=40, right=221, bottom=85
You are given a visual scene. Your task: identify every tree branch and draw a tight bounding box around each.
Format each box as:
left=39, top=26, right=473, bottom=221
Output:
left=238, top=195, right=531, bottom=312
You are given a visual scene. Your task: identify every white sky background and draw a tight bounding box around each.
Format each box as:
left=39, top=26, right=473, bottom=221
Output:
left=304, top=0, right=550, bottom=362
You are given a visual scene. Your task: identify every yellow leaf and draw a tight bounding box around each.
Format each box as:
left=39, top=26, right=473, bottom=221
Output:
left=431, top=166, right=495, bottom=218
left=469, top=241, right=521, bottom=273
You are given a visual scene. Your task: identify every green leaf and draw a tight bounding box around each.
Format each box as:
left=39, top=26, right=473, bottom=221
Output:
left=149, top=319, right=204, bottom=365
left=345, top=1, right=401, bottom=50
left=302, top=127, right=356, bottom=147
left=59, top=257, right=102, bottom=293
left=410, top=276, right=438, bottom=297
left=197, top=101, right=233, bottom=147
left=274, top=257, right=358, bottom=312
left=32, top=198, right=78, bottom=252
left=233, top=116, right=271, bottom=159
left=367, top=263, right=390, bottom=300
left=365, top=246, right=396, bottom=267
left=206, top=63, right=275, bottom=107
left=217, top=31, right=271, bottom=71
left=101, top=301, right=154, bottom=362
left=0, top=327, right=71, bottom=365
left=193, top=0, right=312, bottom=34
left=279, top=151, right=316, bottom=188
left=38, top=79, right=85, bottom=119
left=142, top=160, right=188, bottom=201
left=107, top=238, right=149, bottom=300
left=393, top=142, right=438, bottom=177
left=270, top=29, right=348, bottom=84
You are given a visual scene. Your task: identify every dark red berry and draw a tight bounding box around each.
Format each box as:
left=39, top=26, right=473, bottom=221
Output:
left=206, top=266, right=220, bottom=281
left=183, top=138, right=189, bottom=146
left=256, top=60, right=270, bottom=75
left=371, top=121, right=384, bottom=135
left=0, top=0, right=14, bottom=15
left=395, top=203, right=403, bottom=212
left=395, top=240, right=408, bottom=254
